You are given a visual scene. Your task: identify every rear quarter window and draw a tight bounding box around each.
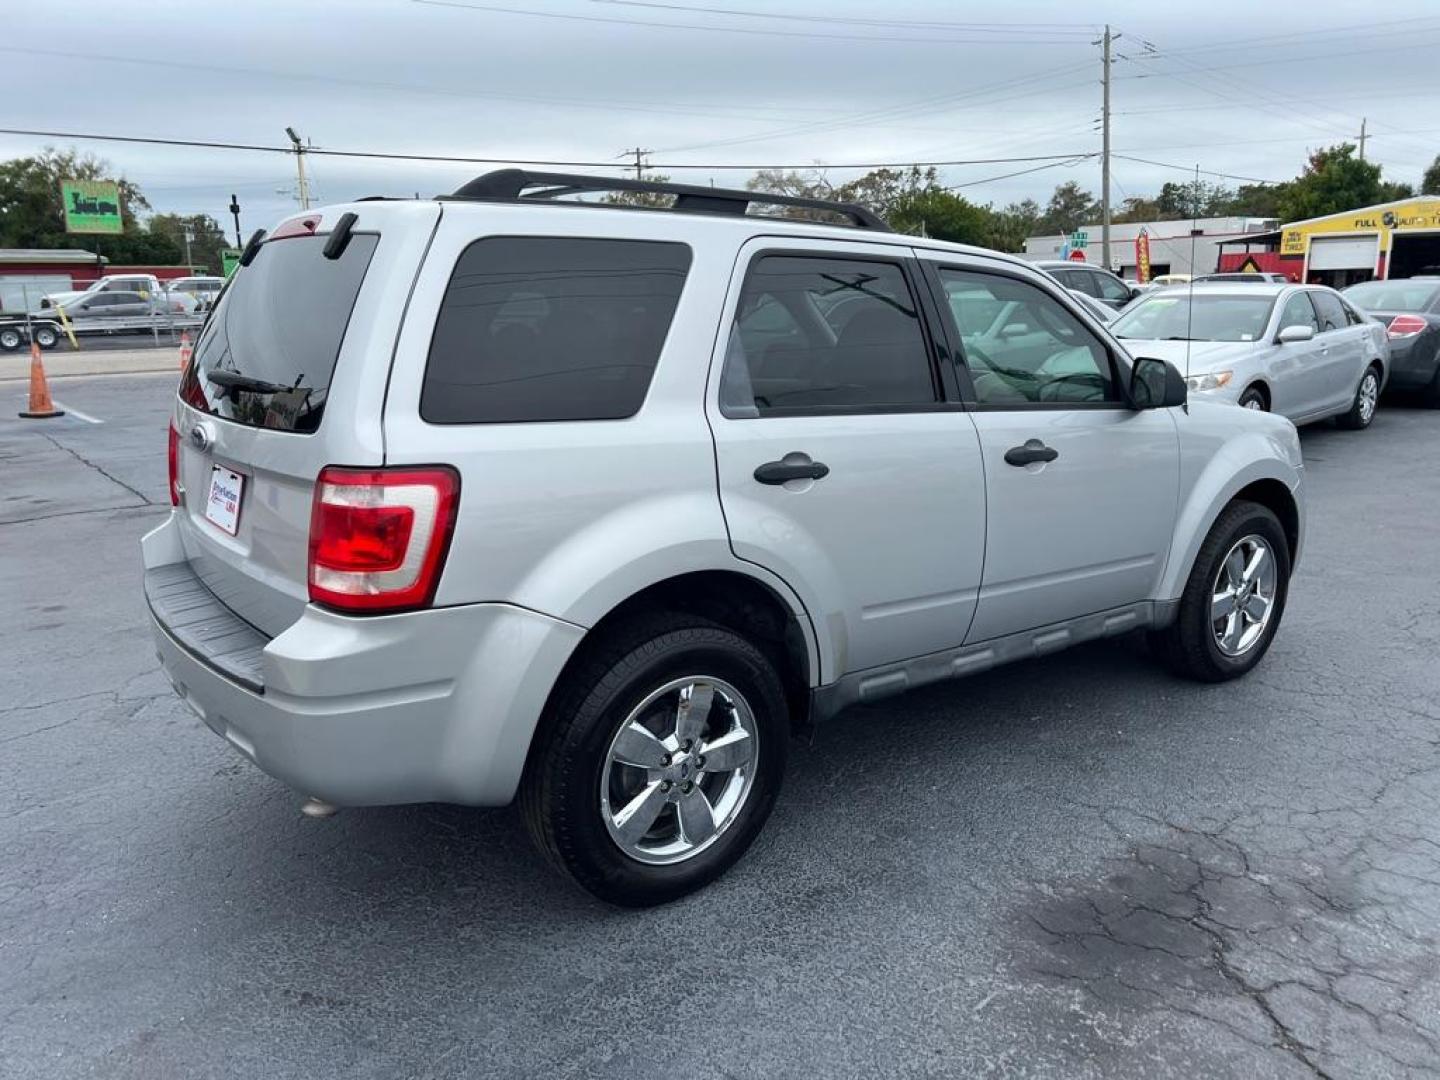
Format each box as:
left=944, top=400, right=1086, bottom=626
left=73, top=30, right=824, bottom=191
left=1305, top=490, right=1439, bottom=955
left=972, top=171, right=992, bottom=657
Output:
left=421, top=237, right=691, bottom=424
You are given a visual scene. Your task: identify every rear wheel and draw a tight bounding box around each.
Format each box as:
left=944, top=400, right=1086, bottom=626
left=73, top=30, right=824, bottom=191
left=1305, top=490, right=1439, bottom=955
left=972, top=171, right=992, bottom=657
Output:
left=32, top=326, right=58, bottom=350
left=0, top=327, right=21, bottom=352
left=1237, top=385, right=1267, bottom=411
left=521, top=614, right=789, bottom=907
left=1150, top=500, right=1290, bottom=682
left=1336, top=365, right=1381, bottom=429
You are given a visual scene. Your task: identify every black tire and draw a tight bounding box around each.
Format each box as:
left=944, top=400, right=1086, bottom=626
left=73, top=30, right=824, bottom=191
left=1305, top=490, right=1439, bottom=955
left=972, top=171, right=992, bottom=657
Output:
left=0, top=327, right=21, bottom=352
left=1149, top=500, right=1291, bottom=683
left=1336, top=364, right=1381, bottom=430
left=521, top=613, right=789, bottom=907
left=32, top=326, right=58, bottom=350
left=1237, top=385, right=1268, bottom=411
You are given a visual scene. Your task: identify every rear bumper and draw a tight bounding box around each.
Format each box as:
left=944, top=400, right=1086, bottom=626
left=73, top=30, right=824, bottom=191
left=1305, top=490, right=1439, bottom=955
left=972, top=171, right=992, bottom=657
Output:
left=143, top=514, right=585, bottom=807
left=1384, top=338, right=1439, bottom=389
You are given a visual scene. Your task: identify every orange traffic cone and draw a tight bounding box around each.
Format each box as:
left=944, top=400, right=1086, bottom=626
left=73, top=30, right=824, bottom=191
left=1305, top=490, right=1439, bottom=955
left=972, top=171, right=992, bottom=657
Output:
left=178, top=330, right=192, bottom=372
left=19, top=341, right=64, bottom=420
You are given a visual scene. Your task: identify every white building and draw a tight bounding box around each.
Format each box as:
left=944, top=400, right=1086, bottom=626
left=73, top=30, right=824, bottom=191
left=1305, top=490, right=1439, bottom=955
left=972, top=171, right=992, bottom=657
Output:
left=1022, top=217, right=1278, bottom=279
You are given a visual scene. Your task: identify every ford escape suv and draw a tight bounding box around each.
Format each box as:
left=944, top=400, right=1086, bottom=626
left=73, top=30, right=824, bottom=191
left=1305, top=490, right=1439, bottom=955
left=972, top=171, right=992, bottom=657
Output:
left=144, top=171, right=1305, bottom=906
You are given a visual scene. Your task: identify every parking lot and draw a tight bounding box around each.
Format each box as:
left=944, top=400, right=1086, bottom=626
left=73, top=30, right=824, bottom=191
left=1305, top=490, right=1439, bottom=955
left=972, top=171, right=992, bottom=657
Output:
left=2, top=371, right=1438, bottom=1078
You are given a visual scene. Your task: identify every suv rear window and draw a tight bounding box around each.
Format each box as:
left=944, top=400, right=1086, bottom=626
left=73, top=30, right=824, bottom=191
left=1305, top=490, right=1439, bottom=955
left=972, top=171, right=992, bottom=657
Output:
left=421, top=237, right=691, bottom=424
left=184, top=232, right=378, bottom=433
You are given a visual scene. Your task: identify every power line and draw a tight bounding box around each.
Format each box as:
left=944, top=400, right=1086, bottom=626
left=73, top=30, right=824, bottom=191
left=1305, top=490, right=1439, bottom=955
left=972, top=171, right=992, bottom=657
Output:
left=947, top=156, right=1094, bottom=191
left=588, top=1, right=1098, bottom=34
left=411, top=0, right=1093, bottom=44
left=0, top=126, right=1102, bottom=173
left=1112, top=154, right=1281, bottom=186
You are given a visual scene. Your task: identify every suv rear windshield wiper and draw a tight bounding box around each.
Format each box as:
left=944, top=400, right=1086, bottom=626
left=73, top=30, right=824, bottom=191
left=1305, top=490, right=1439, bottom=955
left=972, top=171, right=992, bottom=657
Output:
left=205, top=369, right=292, bottom=395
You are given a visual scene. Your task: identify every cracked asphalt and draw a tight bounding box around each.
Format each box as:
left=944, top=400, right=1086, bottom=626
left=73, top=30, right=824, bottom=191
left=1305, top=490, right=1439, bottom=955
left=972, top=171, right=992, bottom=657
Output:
left=2, top=374, right=1439, bottom=1079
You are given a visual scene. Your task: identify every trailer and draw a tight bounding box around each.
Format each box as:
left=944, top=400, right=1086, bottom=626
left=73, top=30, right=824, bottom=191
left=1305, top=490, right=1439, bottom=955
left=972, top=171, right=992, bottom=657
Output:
left=0, top=316, right=63, bottom=353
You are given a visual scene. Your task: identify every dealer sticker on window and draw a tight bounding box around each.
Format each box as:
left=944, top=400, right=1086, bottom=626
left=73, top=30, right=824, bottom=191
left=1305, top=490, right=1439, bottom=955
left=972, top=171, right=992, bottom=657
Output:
left=204, top=466, right=244, bottom=536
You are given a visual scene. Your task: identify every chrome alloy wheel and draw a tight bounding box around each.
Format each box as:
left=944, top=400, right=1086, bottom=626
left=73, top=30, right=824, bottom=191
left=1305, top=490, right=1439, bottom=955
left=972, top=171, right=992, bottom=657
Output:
left=1358, top=370, right=1379, bottom=424
left=1243, top=398, right=1265, bottom=411
left=1211, top=534, right=1278, bottom=657
left=601, top=677, right=759, bottom=866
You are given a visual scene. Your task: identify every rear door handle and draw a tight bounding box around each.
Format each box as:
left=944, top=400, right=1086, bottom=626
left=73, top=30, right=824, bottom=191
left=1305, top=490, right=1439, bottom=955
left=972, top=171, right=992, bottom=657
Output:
left=754, top=457, right=830, bottom=484
left=1004, top=439, right=1059, bottom=467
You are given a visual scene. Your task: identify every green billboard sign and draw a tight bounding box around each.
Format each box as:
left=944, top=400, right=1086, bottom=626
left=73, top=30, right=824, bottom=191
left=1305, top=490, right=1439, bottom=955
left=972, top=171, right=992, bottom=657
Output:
left=61, top=180, right=124, bottom=235
left=221, top=248, right=242, bottom=277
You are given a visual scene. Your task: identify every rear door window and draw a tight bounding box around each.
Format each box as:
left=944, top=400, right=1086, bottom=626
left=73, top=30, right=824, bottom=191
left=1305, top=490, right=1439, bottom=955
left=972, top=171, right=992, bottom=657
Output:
left=185, top=231, right=379, bottom=433
left=1092, top=272, right=1132, bottom=304
left=1310, top=291, right=1348, bottom=332
left=718, top=254, right=937, bottom=416
left=421, top=237, right=691, bottom=424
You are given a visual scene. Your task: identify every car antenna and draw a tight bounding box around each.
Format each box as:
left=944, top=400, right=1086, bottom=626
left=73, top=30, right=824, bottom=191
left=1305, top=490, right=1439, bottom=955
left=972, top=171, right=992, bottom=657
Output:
left=1183, top=163, right=1199, bottom=414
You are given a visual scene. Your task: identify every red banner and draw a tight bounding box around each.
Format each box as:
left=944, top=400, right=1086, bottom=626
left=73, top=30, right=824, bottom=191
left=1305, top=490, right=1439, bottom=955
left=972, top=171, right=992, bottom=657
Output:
left=1135, top=231, right=1151, bottom=283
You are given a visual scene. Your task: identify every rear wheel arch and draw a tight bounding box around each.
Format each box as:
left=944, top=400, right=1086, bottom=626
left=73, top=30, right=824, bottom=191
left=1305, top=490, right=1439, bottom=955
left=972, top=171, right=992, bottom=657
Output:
left=532, top=570, right=815, bottom=760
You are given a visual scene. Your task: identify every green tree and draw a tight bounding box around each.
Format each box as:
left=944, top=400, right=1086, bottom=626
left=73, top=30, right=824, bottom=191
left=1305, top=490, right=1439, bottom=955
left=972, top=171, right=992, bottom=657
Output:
left=149, top=213, right=229, bottom=273
left=0, top=148, right=149, bottom=249
left=982, top=198, right=1041, bottom=251
left=1225, top=182, right=1289, bottom=218
left=887, top=188, right=992, bottom=245
left=1036, top=181, right=1098, bottom=235
left=1277, top=143, right=1399, bottom=222
left=1423, top=155, right=1440, bottom=196
left=600, top=172, right=676, bottom=208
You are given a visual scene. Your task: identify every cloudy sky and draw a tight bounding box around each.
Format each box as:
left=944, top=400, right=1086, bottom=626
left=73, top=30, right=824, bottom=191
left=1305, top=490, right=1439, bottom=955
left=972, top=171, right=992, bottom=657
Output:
left=4, top=0, right=1440, bottom=234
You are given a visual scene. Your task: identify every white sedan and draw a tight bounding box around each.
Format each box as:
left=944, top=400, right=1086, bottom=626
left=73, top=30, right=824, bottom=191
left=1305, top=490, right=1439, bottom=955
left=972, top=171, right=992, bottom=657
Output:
left=1109, top=283, right=1389, bottom=429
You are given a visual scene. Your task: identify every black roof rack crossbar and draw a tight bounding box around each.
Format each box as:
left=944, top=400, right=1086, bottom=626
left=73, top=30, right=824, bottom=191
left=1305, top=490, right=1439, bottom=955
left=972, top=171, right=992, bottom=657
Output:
left=447, top=169, right=891, bottom=231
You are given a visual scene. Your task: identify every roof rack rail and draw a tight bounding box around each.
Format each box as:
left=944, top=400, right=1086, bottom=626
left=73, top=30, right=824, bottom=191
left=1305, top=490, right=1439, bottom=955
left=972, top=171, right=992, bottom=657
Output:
left=446, top=169, right=891, bottom=231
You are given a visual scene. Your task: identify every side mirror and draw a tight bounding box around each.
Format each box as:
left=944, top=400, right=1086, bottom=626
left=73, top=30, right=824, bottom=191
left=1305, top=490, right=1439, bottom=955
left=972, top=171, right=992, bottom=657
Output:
left=1130, top=356, right=1187, bottom=410
left=1276, top=324, right=1315, bottom=344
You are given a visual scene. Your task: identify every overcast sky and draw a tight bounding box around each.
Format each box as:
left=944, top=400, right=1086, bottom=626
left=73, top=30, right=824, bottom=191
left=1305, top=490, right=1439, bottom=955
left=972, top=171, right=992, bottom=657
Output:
left=4, top=0, right=1440, bottom=236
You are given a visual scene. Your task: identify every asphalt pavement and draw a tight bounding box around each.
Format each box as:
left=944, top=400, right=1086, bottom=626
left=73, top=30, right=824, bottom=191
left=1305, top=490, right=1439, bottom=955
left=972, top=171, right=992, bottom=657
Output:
left=2, top=375, right=1439, bottom=1079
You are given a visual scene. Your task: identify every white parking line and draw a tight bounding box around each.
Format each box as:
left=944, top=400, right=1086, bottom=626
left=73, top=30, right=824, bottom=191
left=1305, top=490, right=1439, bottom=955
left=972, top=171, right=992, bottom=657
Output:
left=51, top=401, right=103, bottom=424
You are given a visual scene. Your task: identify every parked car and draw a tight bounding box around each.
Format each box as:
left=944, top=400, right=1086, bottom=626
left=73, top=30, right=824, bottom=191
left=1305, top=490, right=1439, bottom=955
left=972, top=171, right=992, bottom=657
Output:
left=1034, top=259, right=1142, bottom=310
left=144, top=171, right=1306, bottom=906
left=1193, top=272, right=1292, bottom=284
left=41, top=273, right=169, bottom=309
left=1109, top=283, right=1388, bottom=428
left=1150, top=273, right=1192, bottom=287
left=48, top=288, right=196, bottom=324
left=1067, top=287, right=1116, bottom=323
left=1342, top=278, right=1440, bottom=404
left=167, top=276, right=226, bottom=310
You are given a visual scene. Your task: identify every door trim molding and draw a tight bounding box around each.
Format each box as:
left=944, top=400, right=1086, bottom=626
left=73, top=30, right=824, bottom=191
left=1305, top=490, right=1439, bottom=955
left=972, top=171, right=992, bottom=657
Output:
left=810, top=598, right=1179, bottom=723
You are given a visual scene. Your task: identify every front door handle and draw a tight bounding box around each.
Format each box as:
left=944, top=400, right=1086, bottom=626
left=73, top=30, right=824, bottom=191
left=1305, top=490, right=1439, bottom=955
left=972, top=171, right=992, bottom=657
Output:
left=1004, top=439, right=1059, bottom=467
left=754, top=457, right=830, bottom=485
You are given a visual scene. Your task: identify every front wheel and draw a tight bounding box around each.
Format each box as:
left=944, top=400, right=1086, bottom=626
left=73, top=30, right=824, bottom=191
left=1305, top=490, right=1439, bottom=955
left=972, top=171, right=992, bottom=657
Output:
left=32, top=326, right=58, bottom=350
left=1237, top=386, right=1267, bottom=411
left=1336, top=365, right=1380, bottom=429
left=1150, top=500, right=1291, bottom=682
left=521, top=614, right=789, bottom=907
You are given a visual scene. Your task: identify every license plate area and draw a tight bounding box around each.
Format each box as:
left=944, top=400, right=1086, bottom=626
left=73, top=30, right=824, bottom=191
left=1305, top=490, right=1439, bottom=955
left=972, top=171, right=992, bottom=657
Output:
left=204, top=465, right=245, bottom=536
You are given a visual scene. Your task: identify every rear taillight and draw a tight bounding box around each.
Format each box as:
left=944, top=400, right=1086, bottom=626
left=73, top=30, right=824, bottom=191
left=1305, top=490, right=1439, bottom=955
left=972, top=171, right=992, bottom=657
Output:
left=307, top=466, right=460, bottom=613
left=1387, top=314, right=1427, bottom=339
left=167, top=422, right=181, bottom=506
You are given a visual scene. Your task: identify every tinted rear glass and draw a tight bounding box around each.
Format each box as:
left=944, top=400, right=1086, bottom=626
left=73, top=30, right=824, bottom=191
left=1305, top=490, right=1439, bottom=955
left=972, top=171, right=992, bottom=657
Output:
left=421, top=237, right=691, bottom=424
left=183, top=232, right=378, bottom=433
left=1344, top=280, right=1440, bottom=312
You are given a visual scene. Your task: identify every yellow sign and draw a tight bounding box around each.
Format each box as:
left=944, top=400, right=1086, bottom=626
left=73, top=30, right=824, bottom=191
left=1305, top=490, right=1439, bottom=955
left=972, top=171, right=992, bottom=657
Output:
left=1282, top=198, right=1440, bottom=257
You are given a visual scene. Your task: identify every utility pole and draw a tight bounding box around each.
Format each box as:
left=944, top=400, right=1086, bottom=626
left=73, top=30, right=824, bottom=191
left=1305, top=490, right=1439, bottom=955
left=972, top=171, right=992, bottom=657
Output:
left=228, top=194, right=242, bottom=248
left=285, top=126, right=311, bottom=210
left=1100, top=24, right=1113, bottom=273
left=1358, top=117, right=1368, bottom=162
left=623, top=147, right=651, bottom=182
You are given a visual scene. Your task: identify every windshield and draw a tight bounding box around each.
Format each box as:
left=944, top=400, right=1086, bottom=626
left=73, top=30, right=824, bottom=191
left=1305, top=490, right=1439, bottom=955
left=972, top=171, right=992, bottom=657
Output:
left=1344, top=280, right=1440, bottom=312
left=180, top=232, right=378, bottom=432
left=1110, top=293, right=1277, bottom=342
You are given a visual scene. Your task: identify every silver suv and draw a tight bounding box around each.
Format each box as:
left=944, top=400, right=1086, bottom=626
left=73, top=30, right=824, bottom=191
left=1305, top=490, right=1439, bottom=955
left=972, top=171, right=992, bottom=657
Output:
left=144, top=171, right=1305, bottom=906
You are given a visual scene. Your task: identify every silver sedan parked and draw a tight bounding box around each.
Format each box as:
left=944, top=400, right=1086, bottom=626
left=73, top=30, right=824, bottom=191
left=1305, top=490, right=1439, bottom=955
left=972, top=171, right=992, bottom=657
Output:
left=1109, top=283, right=1389, bottom=429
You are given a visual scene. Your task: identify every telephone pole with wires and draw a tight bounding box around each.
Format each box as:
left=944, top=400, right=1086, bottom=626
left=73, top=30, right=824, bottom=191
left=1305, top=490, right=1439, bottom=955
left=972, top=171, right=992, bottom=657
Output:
left=622, top=147, right=652, bottom=182
left=1357, top=117, right=1368, bottom=161
left=285, top=126, right=311, bottom=210
left=1099, top=24, right=1115, bottom=273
